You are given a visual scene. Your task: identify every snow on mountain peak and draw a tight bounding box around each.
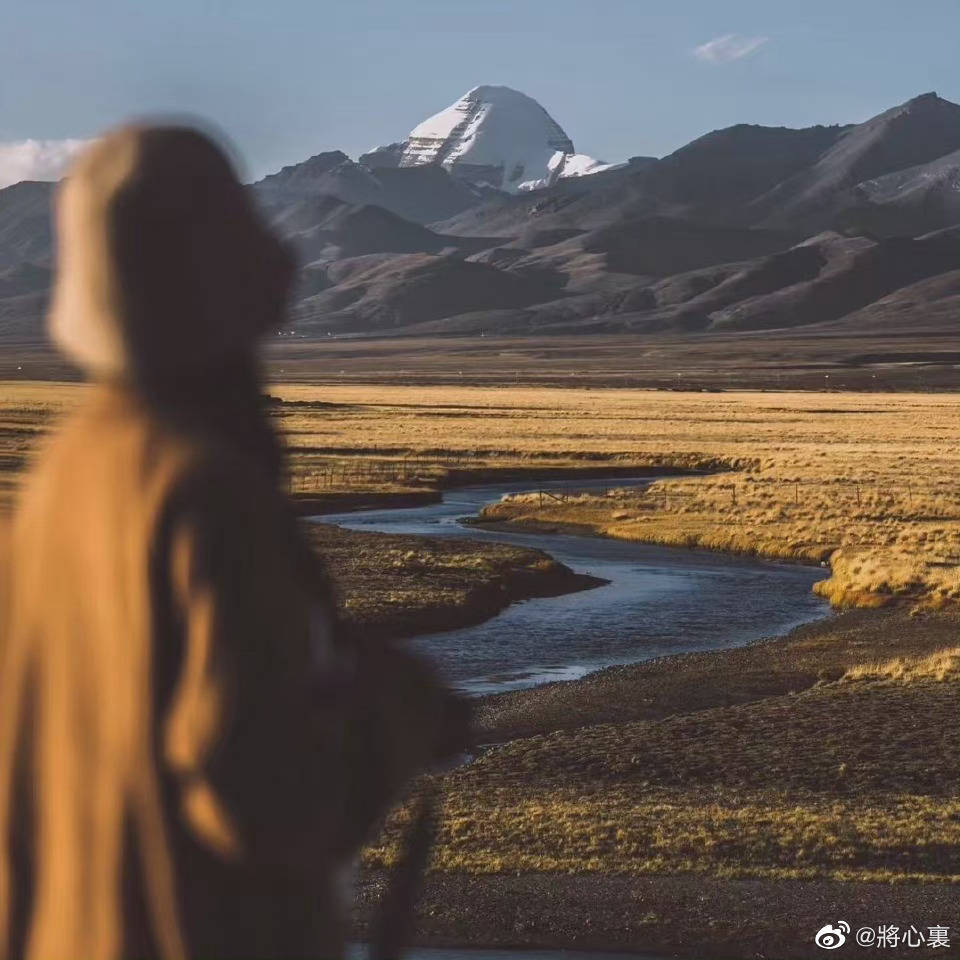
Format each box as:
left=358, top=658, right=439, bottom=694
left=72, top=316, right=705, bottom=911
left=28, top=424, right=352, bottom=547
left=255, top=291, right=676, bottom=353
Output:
left=363, top=85, right=621, bottom=193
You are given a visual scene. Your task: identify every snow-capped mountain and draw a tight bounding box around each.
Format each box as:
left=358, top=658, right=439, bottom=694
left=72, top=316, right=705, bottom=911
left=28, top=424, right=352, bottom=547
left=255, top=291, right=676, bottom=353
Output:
left=3, top=90, right=959, bottom=347
left=360, top=85, right=622, bottom=193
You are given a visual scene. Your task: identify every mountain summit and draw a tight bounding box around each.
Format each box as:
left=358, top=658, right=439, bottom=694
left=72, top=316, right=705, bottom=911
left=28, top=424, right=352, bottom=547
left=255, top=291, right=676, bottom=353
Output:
left=2, top=90, right=958, bottom=347
left=360, top=85, right=620, bottom=193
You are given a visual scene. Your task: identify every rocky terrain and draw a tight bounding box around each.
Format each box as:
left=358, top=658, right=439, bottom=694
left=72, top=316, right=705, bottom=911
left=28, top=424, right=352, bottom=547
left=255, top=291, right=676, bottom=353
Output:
left=1, top=87, right=958, bottom=350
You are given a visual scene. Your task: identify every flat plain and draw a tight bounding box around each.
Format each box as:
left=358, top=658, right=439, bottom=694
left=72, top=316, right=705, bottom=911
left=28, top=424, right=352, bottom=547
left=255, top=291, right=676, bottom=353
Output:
left=1, top=378, right=958, bottom=958
left=225, top=383, right=957, bottom=610
left=2, top=381, right=958, bottom=605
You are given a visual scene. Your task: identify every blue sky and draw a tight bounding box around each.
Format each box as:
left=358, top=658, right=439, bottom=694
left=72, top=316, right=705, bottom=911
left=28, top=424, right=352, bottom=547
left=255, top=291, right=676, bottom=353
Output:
left=2, top=0, right=958, bottom=185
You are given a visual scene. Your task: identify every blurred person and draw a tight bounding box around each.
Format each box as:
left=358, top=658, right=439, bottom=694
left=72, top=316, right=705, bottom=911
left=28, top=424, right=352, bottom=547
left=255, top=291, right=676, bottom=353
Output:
left=0, top=124, right=465, bottom=960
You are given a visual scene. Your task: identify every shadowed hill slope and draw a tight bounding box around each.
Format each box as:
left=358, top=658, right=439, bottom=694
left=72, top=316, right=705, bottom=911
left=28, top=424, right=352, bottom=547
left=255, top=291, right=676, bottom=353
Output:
left=1, top=92, right=958, bottom=346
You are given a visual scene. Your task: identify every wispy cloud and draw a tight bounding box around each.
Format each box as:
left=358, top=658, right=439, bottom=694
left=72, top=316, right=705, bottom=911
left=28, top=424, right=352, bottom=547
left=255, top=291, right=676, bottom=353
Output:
left=692, top=33, right=768, bottom=64
left=0, top=138, right=90, bottom=190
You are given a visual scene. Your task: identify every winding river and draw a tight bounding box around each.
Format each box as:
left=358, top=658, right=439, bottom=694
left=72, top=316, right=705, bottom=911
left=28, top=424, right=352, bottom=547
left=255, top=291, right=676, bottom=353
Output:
left=333, top=478, right=828, bottom=959
left=316, top=477, right=829, bottom=696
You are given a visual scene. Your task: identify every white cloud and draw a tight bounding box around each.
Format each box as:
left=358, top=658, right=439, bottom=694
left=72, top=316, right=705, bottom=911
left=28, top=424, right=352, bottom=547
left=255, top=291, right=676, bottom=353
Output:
left=0, top=138, right=90, bottom=190
left=692, top=33, right=769, bottom=64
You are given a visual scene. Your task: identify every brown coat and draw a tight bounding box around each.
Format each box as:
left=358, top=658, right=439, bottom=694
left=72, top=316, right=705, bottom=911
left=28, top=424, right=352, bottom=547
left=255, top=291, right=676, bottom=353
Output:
left=1, top=385, right=354, bottom=960
left=0, top=125, right=465, bottom=960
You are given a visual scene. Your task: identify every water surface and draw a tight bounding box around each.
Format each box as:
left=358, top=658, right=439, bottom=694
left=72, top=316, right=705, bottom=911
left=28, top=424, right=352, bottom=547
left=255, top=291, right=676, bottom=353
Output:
left=317, top=477, right=828, bottom=695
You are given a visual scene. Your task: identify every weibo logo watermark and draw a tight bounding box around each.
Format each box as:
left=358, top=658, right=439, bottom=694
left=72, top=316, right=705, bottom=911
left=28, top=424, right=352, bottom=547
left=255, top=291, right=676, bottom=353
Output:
left=815, top=923, right=850, bottom=949
left=815, top=921, right=951, bottom=950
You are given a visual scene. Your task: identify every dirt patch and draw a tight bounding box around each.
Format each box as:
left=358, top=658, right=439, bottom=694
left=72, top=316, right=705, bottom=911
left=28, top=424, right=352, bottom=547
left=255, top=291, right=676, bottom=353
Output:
left=354, top=871, right=958, bottom=960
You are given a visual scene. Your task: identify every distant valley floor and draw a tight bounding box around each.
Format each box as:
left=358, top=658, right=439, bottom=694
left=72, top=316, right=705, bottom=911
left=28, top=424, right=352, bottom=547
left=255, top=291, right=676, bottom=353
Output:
left=0, top=330, right=957, bottom=390
left=264, top=331, right=960, bottom=391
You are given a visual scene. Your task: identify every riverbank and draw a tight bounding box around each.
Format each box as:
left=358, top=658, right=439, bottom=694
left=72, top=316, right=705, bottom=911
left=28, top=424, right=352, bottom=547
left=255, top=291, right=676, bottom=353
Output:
left=292, top=489, right=441, bottom=516
left=288, top=463, right=698, bottom=518
left=356, top=607, right=960, bottom=959
left=474, top=468, right=960, bottom=611
left=307, top=522, right=605, bottom=639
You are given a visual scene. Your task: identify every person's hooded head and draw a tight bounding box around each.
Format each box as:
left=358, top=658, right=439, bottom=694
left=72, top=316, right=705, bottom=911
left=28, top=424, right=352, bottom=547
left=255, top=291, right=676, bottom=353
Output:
left=48, top=123, right=295, bottom=392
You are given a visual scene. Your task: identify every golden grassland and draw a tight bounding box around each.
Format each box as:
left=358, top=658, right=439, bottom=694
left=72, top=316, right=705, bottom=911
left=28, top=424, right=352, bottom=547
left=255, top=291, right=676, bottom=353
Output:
left=2, top=381, right=957, bottom=950
left=1, top=382, right=957, bottom=608
left=368, top=789, right=959, bottom=883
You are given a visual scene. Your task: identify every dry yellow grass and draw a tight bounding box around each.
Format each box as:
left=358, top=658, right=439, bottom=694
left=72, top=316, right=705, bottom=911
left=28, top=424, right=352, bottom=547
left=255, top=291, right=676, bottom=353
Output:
left=364, top=788, right=960, bottom=883
left=839, top=646, right=960, bottom=684
left=1, top=382, right=957, bottom=607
